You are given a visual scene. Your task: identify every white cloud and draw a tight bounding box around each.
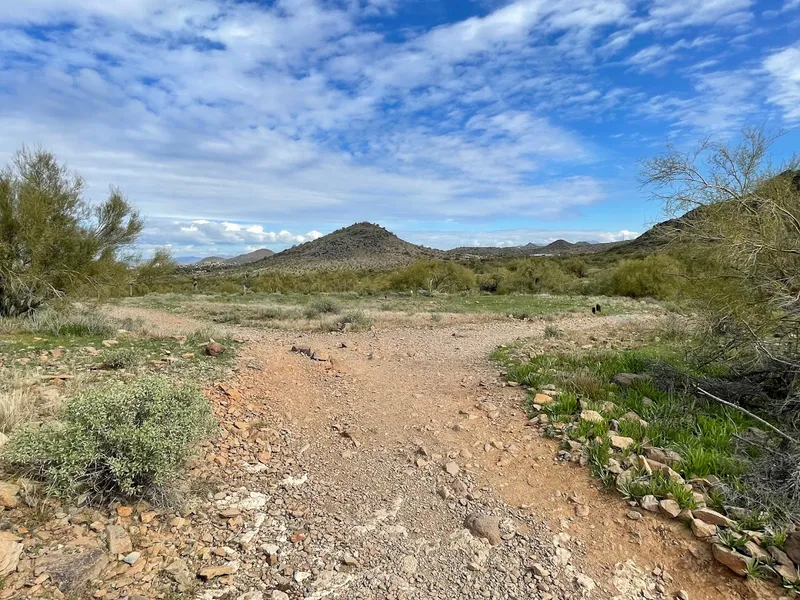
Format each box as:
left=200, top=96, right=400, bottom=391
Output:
left=0, top=0, right=795, bottom=259
left=764, top=44, right=800, bottom=121
left=402, top=228, right=639, bottom=249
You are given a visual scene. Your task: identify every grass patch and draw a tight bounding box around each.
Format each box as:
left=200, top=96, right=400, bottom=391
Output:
left=101, top=348, right=140, bottom=370
left=0, top=368, right=35, bottom=433
left=495, top=342, right=785, bottom=525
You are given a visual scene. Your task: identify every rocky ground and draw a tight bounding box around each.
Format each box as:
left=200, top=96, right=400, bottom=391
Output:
left=0, top=308, right=788, bottom=599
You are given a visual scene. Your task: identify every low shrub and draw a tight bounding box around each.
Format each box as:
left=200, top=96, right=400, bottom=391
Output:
left=2, top=376, right=216, bottom=500
left=304, top=298, right=342, bottom=318
left=102, top=348, right=139, bottom=370
left=340, top=310, right=372, bottom=329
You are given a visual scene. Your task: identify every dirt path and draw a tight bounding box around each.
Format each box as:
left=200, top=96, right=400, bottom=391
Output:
left=134, top=308, right=777, bottom=599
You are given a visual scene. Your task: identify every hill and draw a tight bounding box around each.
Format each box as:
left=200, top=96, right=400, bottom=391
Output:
left=251, top=222, right=441, bottom=271
left=194, top=248, right=275, bottom=268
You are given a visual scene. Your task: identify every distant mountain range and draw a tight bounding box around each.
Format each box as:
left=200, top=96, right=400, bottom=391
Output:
left=180, top=222, right=642, bottom=273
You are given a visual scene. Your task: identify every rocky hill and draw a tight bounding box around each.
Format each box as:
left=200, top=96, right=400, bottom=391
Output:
left=193, top=248, right=275, bottom=268
left=251, top=223, right=442, bottom=271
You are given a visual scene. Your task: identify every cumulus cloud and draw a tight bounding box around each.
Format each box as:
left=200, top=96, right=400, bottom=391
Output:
left=0, top=0, right=794, bottom=257
left=402, top=229, right=640, bottom=249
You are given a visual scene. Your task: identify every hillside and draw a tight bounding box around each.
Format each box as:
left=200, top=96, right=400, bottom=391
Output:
left=194, top=248, right=275, bottom=268
left=251, top=222, right=442, bottom=271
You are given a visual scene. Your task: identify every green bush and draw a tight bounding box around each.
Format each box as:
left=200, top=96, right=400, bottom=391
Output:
left=340, top=310, right=372, bottom=329
left=2, top=377, right=216, bottom=499
left=102, top=348, right=139, bottom=370
left=304, top=298, right=342, bottom=318
left=604, top=253, right=683, bottom=299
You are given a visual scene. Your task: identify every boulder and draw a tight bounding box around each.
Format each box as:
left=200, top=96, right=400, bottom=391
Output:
left=464, top=513, right=502, bottom=546
left=711, top=544, right=748, bottom=576
left=34, top=548, right=108, bottom=592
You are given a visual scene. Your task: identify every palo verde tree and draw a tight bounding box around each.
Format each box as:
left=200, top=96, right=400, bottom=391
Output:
left=641, top=128, right=800, bottom=518
left=0, top=146, right=143, bottom=316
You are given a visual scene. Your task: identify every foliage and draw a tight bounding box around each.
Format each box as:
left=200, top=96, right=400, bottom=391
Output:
left=27, top=308, right=116, bottom=338
left=604, top=253, right=684, bottom=299
left=641, top=128, right=799, bottom=412
left=0, top=368, right=35, bottom=433
left=0, top=147, right=143, bottom=315
left=102, top=348, right=140, bottom=370
left=387, top=260, right=476, bottom=293
left=304, top=298, right=342, bottom=318
left=2, top=377, right=216, bottom=500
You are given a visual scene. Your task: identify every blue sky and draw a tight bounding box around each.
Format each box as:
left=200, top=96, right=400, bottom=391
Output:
left=1, top=0, right=799, bottom=259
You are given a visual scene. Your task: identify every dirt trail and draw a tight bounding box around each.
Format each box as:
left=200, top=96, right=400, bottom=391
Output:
left=133, top=307, right=777, bottom=599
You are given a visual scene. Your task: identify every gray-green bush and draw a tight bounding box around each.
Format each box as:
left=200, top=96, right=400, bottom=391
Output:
left=2, top=377, right=216, bottom=500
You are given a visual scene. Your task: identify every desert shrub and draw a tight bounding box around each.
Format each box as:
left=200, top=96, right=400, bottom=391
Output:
left=544, top=325, right=562, bottom=338
left=561, top=257, right=589, bottom=278
left=304, top=298, right=342, bottom=318
left=102, top=348, right=139, bottom=370
left=387, top=260, right=475, bottom=293
left=604, top=253, right=683, bottom=299
left=497, top=259, right=575, bottom=294
left=2, top=377, right=216, bottom=499
left=340, top=310, right=372, bottom=329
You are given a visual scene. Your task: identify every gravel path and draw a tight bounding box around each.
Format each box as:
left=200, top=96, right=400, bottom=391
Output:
left=171, top=308, right=777, bottom=600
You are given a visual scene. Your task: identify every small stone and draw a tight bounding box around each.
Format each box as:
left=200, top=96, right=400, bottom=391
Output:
left=445, top=461, right=460, bottom=476
left=106, top=525, right=132, bottom=555
left=205, top=340, right=226, bottom=356
left=533, top=393, right=554, bottom=405
left=238, top=593, right=264, bottom=600
left=123, top=551, right=141, bottom=565
left=464, top=513, right=502, bottom=546
left=199, top=561, right=239, bottom=580
left=164, top=558, right=194, bottom=587
left=580, top=410, right=604, bottom=424
left=116, top=506, right=133, bottom=518
left=0, top=482, right=20, bottom=509
left=659, top=499, right=682, bottom=519
left=639, top=495, right=660, bottom=512
left=676, top=591, right=689, bottom=600
left=400, top=555, right=418, bottom=575
left=575, top=505, right=590, bottom=518
left=711, top=544, right=748, bottom=576
left=690, top=519, right=717, bottom=539
left=610, top=436, right=635, bottom=451
left=693, top=508, right=736, bottom=528
left=612, top=373, right=650, bottom=386
left=627, top=510, right=643, bottom=521
left=646, top=447, right=682, bottom=466
left=270, top=592, right=290, bottom=600
left=0, top=532, right=23, bottom=577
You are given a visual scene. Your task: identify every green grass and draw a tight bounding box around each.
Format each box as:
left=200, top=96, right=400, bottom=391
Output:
left=494, top=341, right=786, bottom=529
